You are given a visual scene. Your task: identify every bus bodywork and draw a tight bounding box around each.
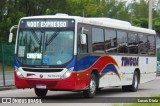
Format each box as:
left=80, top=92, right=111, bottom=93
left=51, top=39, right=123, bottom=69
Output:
left=12, top=14, right=156, bottom=97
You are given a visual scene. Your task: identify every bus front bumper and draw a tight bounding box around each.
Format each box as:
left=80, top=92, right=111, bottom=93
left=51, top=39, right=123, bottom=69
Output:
left=14, top=71, right=89, bottom=91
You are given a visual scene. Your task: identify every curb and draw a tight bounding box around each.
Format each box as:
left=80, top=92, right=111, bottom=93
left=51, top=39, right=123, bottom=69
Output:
left=0, top=86, right=15, bottom=91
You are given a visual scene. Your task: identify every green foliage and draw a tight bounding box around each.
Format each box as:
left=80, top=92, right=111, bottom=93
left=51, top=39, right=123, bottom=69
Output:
left=129, top=0, right=148, bottom=19
left=153, top=17, right=160, bottom=33
left=132, top=18, right=148, bottom=28
left=157, top=51, right=160, bottom=61
left=0, top=44, right=15, bottom=66
left=0, top=0, right=160, bottom=43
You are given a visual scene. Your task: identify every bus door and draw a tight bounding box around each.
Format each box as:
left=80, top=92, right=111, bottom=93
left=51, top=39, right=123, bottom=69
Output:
left=76, top=24, right=92, bottom=88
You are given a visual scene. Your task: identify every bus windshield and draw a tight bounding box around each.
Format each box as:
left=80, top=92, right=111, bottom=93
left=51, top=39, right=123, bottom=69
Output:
left=17, top=29, right=74, bottom=65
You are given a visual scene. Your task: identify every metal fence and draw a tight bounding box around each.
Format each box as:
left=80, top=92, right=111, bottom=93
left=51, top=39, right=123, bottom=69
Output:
left=0, top=44, right=15, bottom=87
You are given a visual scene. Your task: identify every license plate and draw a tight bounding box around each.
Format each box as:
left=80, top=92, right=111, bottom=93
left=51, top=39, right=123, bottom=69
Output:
left=36, top=84, right=46, bottom=89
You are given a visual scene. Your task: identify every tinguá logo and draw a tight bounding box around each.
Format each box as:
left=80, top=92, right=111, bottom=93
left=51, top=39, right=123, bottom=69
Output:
left=121, top=57, right=139, bottom=67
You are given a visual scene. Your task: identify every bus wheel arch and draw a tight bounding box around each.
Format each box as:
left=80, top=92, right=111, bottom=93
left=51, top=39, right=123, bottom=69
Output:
left=83, top=69, right=99, bottom=98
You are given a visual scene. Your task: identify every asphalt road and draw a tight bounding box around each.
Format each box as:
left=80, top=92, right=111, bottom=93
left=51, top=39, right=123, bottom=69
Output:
left=0, top=71, right=14, bottom=86
left=0, top=77, right=160, bottom=104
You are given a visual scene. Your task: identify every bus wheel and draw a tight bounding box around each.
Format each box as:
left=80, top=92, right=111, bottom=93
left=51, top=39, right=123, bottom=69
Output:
left=83, top=74, right=96, bottom=98
left=34, top=88, right=48, bottom=97
left=122, top=71, right=139, bottom=92
left=122, top=86, right=129, bottom=92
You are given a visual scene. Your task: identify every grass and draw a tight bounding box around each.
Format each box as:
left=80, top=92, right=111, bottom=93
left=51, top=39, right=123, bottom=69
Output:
left=114, top=104, right=160, bottom=106
left=113, top=95, right=160, bottom=106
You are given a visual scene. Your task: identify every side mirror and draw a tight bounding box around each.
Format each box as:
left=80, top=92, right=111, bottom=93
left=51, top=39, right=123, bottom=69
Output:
left=8, top=25, right=18, bottom=43
left=80, top=34, right=87, bottom=45
left=9, top=33, right=13, bottom=43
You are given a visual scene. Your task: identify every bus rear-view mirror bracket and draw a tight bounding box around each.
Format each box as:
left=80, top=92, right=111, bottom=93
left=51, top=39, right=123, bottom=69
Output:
left=9, top=25, right=18, bottom=43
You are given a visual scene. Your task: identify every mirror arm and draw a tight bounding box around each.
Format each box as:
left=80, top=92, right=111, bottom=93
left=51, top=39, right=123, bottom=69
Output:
left=81, top=27, right=89, bottom=34
left=81, top=27, right=84, bottom=34
left=9, top=25, right=18, bottom=43
left=10, top=25, right=18, bottom=33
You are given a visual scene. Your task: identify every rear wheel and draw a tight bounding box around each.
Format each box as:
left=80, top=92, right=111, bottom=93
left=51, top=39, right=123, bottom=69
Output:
left=83, top=74, right=96, bottom=98
left=34, top=88, right=48, bottom=97
left=122, top=71, right=139, bottom=92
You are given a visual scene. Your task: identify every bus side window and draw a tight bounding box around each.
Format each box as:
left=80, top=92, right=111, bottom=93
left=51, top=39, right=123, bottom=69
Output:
left=117, top=30, right=128, bottom=53
left=128, top=32, right=138, bottom=54
left=138, top=34, right=147, bottom=54
left=105, top=29, right=117, bottom=53
left=92, top=28, right=105, bottom=53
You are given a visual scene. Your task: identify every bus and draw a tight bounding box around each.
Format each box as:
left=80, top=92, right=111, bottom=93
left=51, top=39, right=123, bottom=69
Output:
left=9, top=13, right=157, bottom=98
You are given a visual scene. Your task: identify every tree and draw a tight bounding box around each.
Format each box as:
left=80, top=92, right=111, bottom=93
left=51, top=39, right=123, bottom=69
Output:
left=0, top=0, right=160, bottom=43
left=153, top=17, right=160, bottom=33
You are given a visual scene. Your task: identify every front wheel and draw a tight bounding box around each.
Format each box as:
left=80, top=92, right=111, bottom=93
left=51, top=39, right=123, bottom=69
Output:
left=34, top=88, right=48, bottom=97
left=83, top=74, right=97, bottom=98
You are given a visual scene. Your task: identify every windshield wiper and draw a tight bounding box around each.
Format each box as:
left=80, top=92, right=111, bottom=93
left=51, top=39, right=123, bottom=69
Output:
left=45, top=30, right=60, bottom=46
left=31, top=29, right=40, bottom=44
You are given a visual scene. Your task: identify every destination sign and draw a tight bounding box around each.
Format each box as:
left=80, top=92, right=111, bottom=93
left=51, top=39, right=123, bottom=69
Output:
left=20, top=19, right=75, bottom=28
left=26, top=21, right=67, bottom=28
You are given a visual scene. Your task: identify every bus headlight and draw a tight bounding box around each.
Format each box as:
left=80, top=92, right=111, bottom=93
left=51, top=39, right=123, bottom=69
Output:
left=62, top=67, right=74, bottom=79
left=15, top=66, right=24, bottom=78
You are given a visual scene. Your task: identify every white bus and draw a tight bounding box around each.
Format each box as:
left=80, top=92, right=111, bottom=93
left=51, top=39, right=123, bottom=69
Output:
left=9, top=13, right=156, bottom=98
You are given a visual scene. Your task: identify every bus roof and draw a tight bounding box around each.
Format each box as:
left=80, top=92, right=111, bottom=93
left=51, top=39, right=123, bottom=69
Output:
left=20, top=13, right=156, bottom=35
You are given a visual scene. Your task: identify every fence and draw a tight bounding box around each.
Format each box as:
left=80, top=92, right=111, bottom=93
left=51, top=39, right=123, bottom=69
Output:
left=0, top=44, right=15, bottom=87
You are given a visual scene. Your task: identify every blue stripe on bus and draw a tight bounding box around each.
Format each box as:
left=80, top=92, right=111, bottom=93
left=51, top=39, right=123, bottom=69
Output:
left=66, top=56, right=77, bottom=69
left=74, top=56, right=100, bottom=71
left=14, top=55, right=20, bottom=68
left=101, top=64, right=118, bottom=75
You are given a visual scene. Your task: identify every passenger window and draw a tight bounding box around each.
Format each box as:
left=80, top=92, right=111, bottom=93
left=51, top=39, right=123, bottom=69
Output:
left=117, top=31, right=128, bottom=53
left=148, top=35, right=156, bottom=55
left=92, top=28, right=104, bottom=53
left=128, top=32, right=138, bottom=54
left=138, top=34, right=147, bottom=54
left=105, top=29, right=117, bottom=53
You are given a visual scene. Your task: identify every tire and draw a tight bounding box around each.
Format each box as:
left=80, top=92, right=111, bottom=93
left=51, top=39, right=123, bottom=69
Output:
left=34, top=88, right=48, bottom=97
left=83, top=74, right=97, bottom=98
left=122, top=71, right=139, bottom=92
left=122, top=86, right=129, bottom=92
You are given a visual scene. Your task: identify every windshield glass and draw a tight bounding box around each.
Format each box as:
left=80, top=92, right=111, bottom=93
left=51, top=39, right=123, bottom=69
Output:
left=17, top=29, right=74, bottom=65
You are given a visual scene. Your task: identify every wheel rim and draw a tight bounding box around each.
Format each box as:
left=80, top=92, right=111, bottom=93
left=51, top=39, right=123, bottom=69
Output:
left=90, top=79, right=96, bottom=94
left=134, top=74, right=138, bottom=88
